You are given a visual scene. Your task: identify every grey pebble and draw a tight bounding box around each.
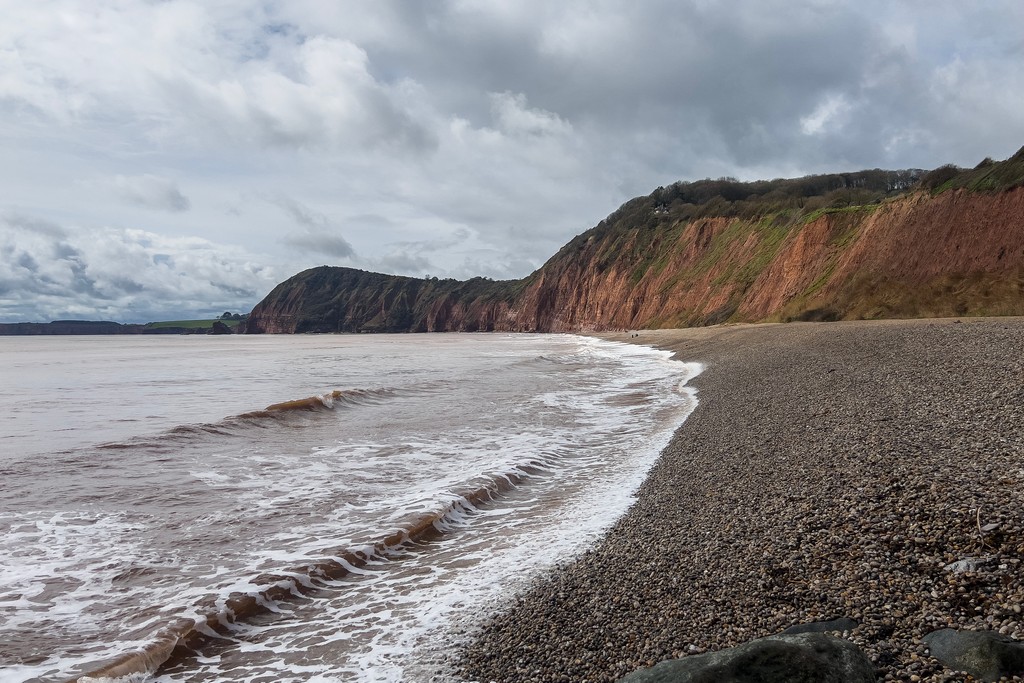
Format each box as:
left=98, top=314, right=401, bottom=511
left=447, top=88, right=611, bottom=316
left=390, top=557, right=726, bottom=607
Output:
left=456, top=318, right=1024, bottom=683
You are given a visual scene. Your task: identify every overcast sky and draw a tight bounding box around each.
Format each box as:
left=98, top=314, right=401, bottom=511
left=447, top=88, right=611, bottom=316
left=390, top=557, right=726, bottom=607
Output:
left=2, top=1, right=1023, bottom=323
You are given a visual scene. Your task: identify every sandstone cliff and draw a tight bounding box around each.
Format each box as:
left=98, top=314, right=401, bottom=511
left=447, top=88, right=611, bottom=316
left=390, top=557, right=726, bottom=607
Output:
left=246, top=267, right=524, bottom=333
left=245, top=150, right=1024, bottom=334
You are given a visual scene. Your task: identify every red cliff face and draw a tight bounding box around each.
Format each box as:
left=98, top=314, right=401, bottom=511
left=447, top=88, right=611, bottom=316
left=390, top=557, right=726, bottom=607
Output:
left=815, top=188, right=1024, bottom=318
left=247, top=164, right=1024, bottom=334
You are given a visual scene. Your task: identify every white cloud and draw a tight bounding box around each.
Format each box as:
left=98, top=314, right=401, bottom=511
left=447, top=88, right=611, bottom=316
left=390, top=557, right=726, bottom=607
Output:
left=490, top=92, right=572, bottom=137
left=800, top=95, right=850, bottom=136
left=156, top=35, right=434, bottom=151
left=2, top=1, right=1024, bottom=322
left=0, top=214, right=279, bottom=322
left=0, top=2, right=431, bottom=154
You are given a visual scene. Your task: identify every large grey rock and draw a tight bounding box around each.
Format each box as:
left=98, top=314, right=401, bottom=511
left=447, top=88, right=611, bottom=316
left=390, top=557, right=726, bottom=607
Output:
left=923, top=629, right=1024, bottom=682
left=782, top=617, right=859, bottom=634
left=617, top=633, right=874, bottom=683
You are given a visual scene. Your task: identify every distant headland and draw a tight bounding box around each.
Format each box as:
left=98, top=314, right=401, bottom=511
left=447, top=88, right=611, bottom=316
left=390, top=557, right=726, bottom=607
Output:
left=0, top=315, right=245, bottom=336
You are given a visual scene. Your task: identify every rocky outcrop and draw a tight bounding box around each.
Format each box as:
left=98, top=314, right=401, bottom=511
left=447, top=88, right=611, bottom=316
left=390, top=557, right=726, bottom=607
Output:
left=616, top=633, right=875, bottom=683
left=246, top=151, right=1024, bottom=333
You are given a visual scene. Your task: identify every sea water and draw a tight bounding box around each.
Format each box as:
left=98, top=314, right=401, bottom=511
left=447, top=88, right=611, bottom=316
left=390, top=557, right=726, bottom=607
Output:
left=0, top=333, right=700, bottom=683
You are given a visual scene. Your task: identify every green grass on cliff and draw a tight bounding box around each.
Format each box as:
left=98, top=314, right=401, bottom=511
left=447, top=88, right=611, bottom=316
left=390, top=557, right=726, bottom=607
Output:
left=801, top=202, right=880, bottom=225
left=591, top=149, right=1024, bottom=272
left=923, top=146, right=1024, bottom=195
left=733, top=216, right=794, bottom=287
left=591, top=178, right=903, bottom=298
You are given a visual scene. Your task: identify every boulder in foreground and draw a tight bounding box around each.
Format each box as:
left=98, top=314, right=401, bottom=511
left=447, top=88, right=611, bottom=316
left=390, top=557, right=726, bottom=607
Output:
left=923, top=629, right=1024, bottom=682
left=616, top=632, right=874, bottom=683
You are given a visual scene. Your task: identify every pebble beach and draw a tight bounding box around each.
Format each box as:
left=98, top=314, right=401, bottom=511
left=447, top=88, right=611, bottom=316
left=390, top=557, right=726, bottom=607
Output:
left=457, top=318, right=1024, bottom=682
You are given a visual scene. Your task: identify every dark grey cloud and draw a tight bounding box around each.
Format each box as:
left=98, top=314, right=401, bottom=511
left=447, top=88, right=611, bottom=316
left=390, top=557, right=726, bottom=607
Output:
left=210, top=281, right=258, bottom=298
left=388, top=227, right=471, bottom=255
left=60, top=245, right=107, bottom=299
left=111, top=174, right=191, bottom=212
left=286, top=233, right=357, bottom=259
left=375, top=252, right=434, bottom=276
left=110, top=278, right=145, bottom=294
left=343, top=4, right=867, bottom=136
left=333, top=0, right=1023, bottom=176
left=2, top=1, right=1023, bottom=321
left=270, top=195, right=357, bottom=259
left=16, top=252, right=39, bottom=272
left=3, top=213, right=67, bottom=238
left=272, top=195, right=331, bottom=230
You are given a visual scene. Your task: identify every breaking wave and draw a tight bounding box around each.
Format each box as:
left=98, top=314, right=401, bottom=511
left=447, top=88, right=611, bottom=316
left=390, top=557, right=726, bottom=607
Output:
left=68, top=464, right=542, bottom=682
left=94, top=388, right=401, bottom=450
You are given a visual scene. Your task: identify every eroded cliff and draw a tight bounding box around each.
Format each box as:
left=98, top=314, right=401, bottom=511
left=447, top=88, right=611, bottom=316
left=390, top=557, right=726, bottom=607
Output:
left=245, top=150, right=1024, bottom=334
left=246, top=267, right=525, bottom=333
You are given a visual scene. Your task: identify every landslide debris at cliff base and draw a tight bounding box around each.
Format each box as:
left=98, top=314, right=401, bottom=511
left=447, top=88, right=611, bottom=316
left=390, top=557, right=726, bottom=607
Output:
left=455, top=318, right=1024, bottom=683
left=245, top=149, right=1024, bottom=334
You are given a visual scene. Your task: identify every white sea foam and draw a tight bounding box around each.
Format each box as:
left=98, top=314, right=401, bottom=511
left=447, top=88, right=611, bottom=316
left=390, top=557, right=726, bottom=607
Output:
left=0, top=334, right=699, bottom=683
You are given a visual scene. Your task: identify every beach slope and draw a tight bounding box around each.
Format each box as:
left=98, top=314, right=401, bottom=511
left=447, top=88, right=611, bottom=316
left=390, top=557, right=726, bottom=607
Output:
left=458, top=318, right=1024, bottom=682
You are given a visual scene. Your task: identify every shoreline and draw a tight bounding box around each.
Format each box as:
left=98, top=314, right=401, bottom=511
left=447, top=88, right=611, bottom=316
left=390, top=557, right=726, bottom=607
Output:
left=457, top=317, right=1024, bottom=682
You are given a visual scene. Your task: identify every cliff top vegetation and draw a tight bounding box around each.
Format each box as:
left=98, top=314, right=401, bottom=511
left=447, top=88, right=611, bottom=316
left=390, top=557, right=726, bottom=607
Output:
left=553, top=148, right=1024, bottom=260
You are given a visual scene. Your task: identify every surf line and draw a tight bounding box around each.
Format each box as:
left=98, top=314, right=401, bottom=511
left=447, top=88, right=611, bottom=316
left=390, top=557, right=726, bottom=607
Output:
left=67, top=463, right=544, bottom=683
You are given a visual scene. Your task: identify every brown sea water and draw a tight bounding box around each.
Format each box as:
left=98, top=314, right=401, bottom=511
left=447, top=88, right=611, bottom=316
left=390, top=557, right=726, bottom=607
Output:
left=0, top=334, right=700, bottom=683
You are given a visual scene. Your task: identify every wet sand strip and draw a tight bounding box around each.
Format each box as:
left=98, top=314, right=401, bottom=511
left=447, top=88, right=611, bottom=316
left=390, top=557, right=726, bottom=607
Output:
left=457, top=318, right=1024, bottom=682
